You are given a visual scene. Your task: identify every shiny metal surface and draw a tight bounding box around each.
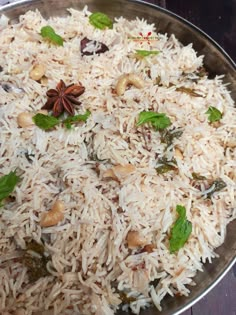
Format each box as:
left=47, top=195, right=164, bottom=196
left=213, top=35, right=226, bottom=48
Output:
left=0, top=1, right=235, bottom=314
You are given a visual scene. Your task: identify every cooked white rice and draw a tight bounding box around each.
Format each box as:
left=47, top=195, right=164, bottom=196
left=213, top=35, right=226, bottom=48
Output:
left=0, top=6, right=235, bottom=315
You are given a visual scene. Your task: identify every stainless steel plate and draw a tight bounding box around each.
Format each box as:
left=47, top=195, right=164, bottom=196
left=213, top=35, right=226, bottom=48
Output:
left=1, top=1, right=235, bottom=314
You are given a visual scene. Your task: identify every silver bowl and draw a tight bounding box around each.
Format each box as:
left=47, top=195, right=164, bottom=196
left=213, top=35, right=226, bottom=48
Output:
left=1, top=1, right=235, bottom=314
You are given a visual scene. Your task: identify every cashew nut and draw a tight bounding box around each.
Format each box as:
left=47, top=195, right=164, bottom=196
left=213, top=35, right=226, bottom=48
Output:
left=29, top=64, right=46, bottom=81
left=174, top=147, right=183, bottom=160
left=126, top=231, right=146, bottom=248
left=17, top=112, right=34, bottom=128
left=116, top=73, right=145, bottom=96
left=103, top=164, right=136, bottom=181
left=40, top=200, right=65, bottom=227
left=17, top=109, right=48, bottom=128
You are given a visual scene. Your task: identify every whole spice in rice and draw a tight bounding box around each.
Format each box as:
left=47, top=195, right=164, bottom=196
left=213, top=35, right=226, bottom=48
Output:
left=169, top=205, right=192, bottom=253
left=41, top=80, right=85, bottom=117
left=80, top=37, right=109, bottom=56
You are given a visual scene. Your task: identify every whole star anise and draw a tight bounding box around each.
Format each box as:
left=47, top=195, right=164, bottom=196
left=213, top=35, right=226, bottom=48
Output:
left=42, top=80, right=85, bottom=117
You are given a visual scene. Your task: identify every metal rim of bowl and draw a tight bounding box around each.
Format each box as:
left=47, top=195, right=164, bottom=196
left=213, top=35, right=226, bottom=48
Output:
left=0, top=1, right=235, bottom=314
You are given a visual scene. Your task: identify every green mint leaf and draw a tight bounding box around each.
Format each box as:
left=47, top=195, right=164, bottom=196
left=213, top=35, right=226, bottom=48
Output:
left=169, top=205, right=192, bottom=253
left=40, top=26, right=64, bottom=46
left=137, top=111, right=171, bottom=131
left=89, top=12, right=113, bottom=30
left=205, top=106, right=222, bottom=123
left=33, top=114, right=60, bottom=130
left=0, top=171, right=20, bottom=204
left=63, top=110, right=91, bottom=129
left=135, top=50, right=159, bottom=57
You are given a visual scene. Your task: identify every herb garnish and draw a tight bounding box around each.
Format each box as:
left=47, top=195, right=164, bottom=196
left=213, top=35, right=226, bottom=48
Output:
left=161, top=128, right=183, bottom=148
left=176, top=86, right=202, bottom=97
left=33, top=110, right=91, bottom=131
left=63, top=110, right=91, bottom=129
left=135, top=50, right=159, bottom=58
left=205, top=106, right=222, bottom=123
left=22, top=239, right=51, bottom=282
left=89, top=12, right=113, bottom=30
left=137, top=111, right=171, bottom=131
left=156, top=157, right=177, bottom=174
left=169, top=205, right=192, bottom=253
left=0, top=171, right=20, bottom=206
left=192, top=172, right=206, bottom=180
left=204, top=178, right=227, bottom=198
left=40, top=26, right=64, bottom=46
left=33, top=114, right=60, bottom=130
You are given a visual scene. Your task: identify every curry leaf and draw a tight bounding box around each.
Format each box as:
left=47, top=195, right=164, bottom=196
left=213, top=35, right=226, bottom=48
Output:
left=32, top=114, right=60, bottom=130
left=169, top=205, right=192, bottom=253
left=206, top=106, right=222, bottom=123
left=161, top=128, right=183, bottom=148
left=156, top=157, right=177, bottom=174
left=192, top=172, right=206, bottom=180
left=205, top=178, right=227, bottom=198
left=0, top=171, right=20, bottom=205
left=40, top=26, right=64, bottom=46
left=89, top=12, right=113, bottom=30
left=176, top=86, right=202, bottom=97
left=137, top=111, right=171, bottom=131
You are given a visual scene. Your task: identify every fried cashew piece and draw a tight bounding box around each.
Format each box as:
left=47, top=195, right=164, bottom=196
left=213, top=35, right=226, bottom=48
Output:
left=40, top=200, right=65, bottom=227
left=103, top=164, right=136, bottom=181
left=126, top=231, right=147, bottom=248
left=116, top=73, right=145, bottom=96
